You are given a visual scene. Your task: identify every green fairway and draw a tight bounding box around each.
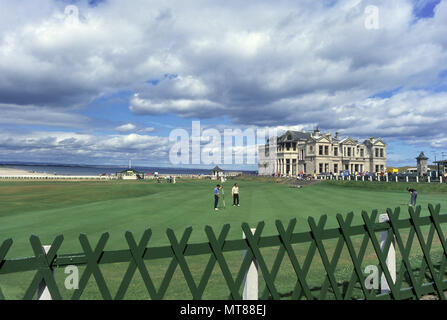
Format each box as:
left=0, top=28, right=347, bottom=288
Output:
left=0, top=178, right=446, bottom=299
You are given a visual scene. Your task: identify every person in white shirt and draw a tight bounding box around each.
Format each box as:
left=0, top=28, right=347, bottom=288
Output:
left=232, top=183, right=240, bottom=207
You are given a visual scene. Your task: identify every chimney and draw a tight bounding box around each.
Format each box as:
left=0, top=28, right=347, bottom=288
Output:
left=335, top=132, right=339, bottom=140
left=370, top=136, right=375, bottom=143
left=313, top=127, right=320, bottom=138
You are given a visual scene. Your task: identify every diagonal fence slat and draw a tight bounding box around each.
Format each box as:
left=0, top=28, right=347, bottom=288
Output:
left=115, top=229, right=157, bottom=300
left=241, top=222, right=280, bottom=300
left=428, top=204, right=447, bottom=284
left=0, top=239, right=13, bottom=300
left=308, top=215, right=343, bottom=300
left=409, top=206, right=446, bottom=299
left=1, top=204, right=447, bottom=300
left=361, top=210, right=401, bottom=299
left=71, top=233, right=112, bottom=300
left=337, top=212, right=375, bottom=300
left=205, top=224, right=241, bottom=300
left=342, top=210, right=377, bottom=300
left=196, top=224, right=231, bottom=299
left=23, top=235, right=64, bottom=300
left=387, top=207, right=423, bottom=299
left=275, top=220, right=314, bottom=300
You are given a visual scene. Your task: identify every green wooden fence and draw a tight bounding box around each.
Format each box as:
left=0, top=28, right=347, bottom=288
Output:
left=1, top=204, right=447, bottom=300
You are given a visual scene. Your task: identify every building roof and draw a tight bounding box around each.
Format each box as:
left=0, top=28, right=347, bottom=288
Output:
left=278, top=131, right=311, bottom=142
left=416, top=152, right=428, bottom=160
left=118, top=168, right=143, bottom=174
left=212, top=166, right=223, bottom=172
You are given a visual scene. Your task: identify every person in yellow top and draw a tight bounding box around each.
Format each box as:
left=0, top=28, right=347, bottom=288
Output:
left=232, top=183, right=240, bottom=207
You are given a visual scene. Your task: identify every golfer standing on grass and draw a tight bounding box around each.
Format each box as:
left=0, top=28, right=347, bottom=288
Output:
left=407, top=187, right=418, bottom=206
left=214, top=184, right=221, bottom=211
left=232, top=183, right=240, bottom=207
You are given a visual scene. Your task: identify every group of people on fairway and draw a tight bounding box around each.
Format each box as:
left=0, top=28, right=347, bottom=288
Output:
left=213, top=183, right=419, bottom=212
left=214, top=183, right=240, bottom=211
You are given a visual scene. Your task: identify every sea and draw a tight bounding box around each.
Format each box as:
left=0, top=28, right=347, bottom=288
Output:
left=0, top=163, right=257, bottom=176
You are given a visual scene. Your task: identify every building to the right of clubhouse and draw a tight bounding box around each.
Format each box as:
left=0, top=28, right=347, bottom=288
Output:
left=258, top=128, right=387, bottom=176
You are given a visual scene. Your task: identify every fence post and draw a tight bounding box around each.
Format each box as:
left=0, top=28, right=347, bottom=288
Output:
left=405, top=176, right=409, bottom=183
left=395, top=176, right=398, bottom=183
left=243, top=228, right=258, bottom=300
left=441, top=176, right=443, bottom=184
left=362, top=176, right=365, bottom=181
left=416, top=176, right=419, bottom=183
left=379, top=214, right=396, bottom=294
left=428, top=176, right=431, bottom=183
left=37, top=245, right=53, bottom=300
left=386, top=175, right=389, bottom=182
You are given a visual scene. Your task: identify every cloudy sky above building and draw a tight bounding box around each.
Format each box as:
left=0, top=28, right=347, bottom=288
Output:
left=0, top=0, right=446, bottom=169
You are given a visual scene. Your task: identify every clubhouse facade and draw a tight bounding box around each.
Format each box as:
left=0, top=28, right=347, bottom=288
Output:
left=258, top=128, right=387, bottom=176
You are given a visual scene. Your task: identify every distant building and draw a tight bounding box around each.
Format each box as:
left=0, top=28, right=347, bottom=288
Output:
left=258, top=128, right=387, bottom=176
left=211, top=166, right=224, bottom=179
left=416, top=152, right=429, bottom=176
left=117, top=168, right=144, bottom=180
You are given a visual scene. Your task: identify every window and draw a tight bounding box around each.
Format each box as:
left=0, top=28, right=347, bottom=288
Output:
left=380, top=148, right=384, bottom=157
left=293, top=143, right=296, bottom=151
left=360, top=149, right=364, bottom=157
left=324, top=146, right=329, bottom=155
left=319, top=145, right=323, bottom=155
left=375, top=148, right=379, bottom=157
left=347, top=148, right=351, bottom=157
left=310, top=146, right=313, bottom=152
left=334, top=164, right=338, bottom=173
left=334, top=147, right=338, bottom=156
left=375, top=165, right=380, bottom=172
left=319, top=163, right=323, bottom=173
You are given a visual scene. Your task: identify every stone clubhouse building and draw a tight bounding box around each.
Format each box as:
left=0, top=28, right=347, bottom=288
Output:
left=258, top=128, right=387, bottom=176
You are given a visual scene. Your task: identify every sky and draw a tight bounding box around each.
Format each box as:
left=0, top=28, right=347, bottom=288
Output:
left=0, top=0, right=446, bottom=170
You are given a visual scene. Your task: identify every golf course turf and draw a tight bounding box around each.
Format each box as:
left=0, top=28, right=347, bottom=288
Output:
left=0, top=178, right=446, bottom=299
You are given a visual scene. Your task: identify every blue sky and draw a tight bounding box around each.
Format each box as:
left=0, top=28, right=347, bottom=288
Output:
left=0, top=0, right=447, bottom=170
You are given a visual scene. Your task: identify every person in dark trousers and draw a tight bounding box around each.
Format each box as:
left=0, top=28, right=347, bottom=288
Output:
left=232, top=183, right=240, bottom=207
left=214, top=184, right=221, bottom=211
left=407, top=187, right=418, bottom=206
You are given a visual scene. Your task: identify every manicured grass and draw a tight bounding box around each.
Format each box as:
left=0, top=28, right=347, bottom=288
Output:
left=0, top=178, right=446, bottom=299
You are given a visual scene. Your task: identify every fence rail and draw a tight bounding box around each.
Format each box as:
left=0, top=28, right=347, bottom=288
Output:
left=317, top=174, right=445, bottom=184
left=1, top=204, right=447, bottom=300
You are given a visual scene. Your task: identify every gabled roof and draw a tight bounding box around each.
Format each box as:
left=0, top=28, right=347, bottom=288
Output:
left=118, top=168, right=143, bottom=174
left=278, top=131, right=311, bottom=142
left=373, top=138, right=386, bottom=146
left=212, top=166, right=223, bottom=172
left=416, top=152, right=428, bottom=160
left=315, top=135, right=331, bottom=143
left=340, top=137, right=358, bottom=145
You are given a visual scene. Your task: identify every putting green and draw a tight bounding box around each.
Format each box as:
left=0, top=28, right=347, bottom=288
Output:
left=1, top=178, right=446, bottom=257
